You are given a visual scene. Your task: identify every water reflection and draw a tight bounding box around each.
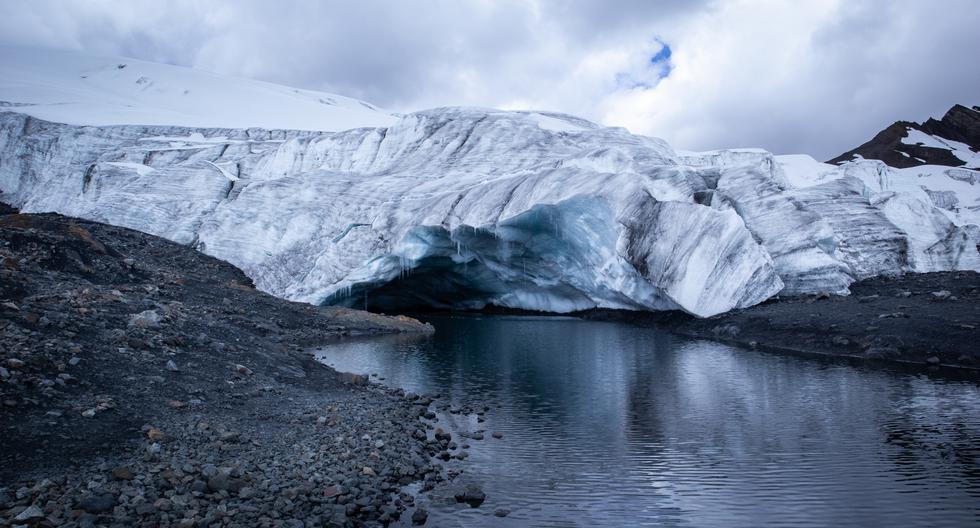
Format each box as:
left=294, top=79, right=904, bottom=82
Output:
left=315, top=314, right=980, bottom=527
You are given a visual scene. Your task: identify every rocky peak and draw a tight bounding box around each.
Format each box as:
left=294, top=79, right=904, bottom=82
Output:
left=828, top=104, right=980, bottom=168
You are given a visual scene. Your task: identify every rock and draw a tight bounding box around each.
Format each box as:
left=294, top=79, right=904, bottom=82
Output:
left=207, top=471, right=245, bottom=493
left=6, top=358, right=25, bottom=369
left=153, top=498, right=173, bottom=511
left=81, top=408, right=97, bottom=417
left=361, top=466, right=377, bottom=476
left=14, top=505, right=45, bottom=522
left=78, top=493, right=116, bottom=514
left=111, top=466, right=134, bottom=481
left=128, top=309, right=162, bottom=328
left=233, top=364, right=253, bottom=376
left=494, top=508, right=511, bottom=517
left=492, top=432, right=503, bottom=439
left=146, top=427, right=166, bottom=441
left=68, top=356, right=81, bottom=366
left=434, top=428, right=451, bottom=442
left=926, top=356, right=941, bottom=365
left=858, top=295, right=880, bottom=303
left=166, top=360, right=179, bottom=371
left=323, top=485, right=342, bottom=498
left=411, top=508, right=428, bottom=525
left=454, top=485, right=486, bottom=508
left=238, top=486, right=256, bottom=499
left=374, top=440, right=385, bottom=449
left=930, top=290, right=952, bottom=300
left=0, top=366, right=8, bottom=380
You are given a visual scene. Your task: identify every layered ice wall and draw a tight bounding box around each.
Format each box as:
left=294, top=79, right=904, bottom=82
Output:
left=2, top=107, right=978, bottom=317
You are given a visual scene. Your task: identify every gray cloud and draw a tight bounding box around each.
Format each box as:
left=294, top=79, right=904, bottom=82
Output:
left=0, top=0, right=976, bottom=159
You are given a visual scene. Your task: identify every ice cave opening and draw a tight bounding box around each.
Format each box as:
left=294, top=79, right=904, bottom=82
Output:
left=324, top=197, right=649, bottom=314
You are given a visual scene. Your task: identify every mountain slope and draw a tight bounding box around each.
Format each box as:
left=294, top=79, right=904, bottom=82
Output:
left=0, top=46, right=396, bottom=131
left=828, top=104, right=980, bottom=169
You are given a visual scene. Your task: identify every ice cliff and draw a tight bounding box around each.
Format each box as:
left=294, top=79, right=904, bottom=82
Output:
left=1, top=49, right=978, bottom=317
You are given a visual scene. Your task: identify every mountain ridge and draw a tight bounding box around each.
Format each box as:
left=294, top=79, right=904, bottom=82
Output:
left=828, top=104, right=980, bottom=168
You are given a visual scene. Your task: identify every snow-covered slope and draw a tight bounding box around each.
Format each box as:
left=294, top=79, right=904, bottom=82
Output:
left=829, top=104, right=980, bottom=169
left=0, top=46, right=395, bottom=131
left=1, top=48, right=978, bottom=317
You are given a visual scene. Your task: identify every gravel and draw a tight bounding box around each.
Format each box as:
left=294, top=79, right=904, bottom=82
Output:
left=0, top=207, right=453, bottom=527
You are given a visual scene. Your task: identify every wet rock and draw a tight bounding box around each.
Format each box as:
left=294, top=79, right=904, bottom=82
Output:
left=411, top=508, right=428, bottom=525
left=492, top=432, right=503, bottom=439
left=454, top=485, right=486, bottom=508
left=233, top=364, right=253, bottom=376
left=930, top=290, right=952, bottom=300
left=494, top=508, right=511, bottom=517
left=166, top=360, right=179, bottom=371
left=926, top=356, right=941, bottom=365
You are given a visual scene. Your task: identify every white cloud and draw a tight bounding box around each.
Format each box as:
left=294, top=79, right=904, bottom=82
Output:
left=0, top=0, right=976, bottom=159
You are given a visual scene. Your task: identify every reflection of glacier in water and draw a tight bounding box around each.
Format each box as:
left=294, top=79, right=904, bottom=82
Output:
left=316, top=315, right=980, bottom=527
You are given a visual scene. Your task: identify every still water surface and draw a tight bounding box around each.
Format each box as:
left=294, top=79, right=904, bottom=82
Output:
left=316, top=315, right=980, bottom=527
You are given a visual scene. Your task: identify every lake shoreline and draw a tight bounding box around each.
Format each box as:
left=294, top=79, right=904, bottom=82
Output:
left=0, top=208, right=447, bottom=527
left=584, top=271, right=980, bottom=374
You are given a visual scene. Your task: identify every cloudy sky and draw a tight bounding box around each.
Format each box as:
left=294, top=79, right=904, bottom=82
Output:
left=1, top=0, right=977, bottom=159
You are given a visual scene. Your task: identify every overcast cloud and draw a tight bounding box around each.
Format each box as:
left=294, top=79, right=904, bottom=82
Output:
left=1, top=0, right=977, bottom=159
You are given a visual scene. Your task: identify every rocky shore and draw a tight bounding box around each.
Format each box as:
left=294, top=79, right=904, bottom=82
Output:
left=594, top=271, right=980, bottom=372
left=0, top=207, right=455, bottom=527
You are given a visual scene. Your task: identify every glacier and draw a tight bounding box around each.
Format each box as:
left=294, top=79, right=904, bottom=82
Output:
left=3, top=107, right=979, bottom=318
left=1, top=48, right=978, bottom=318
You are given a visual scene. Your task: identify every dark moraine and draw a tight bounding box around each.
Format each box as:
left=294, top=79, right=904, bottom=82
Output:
left=317, top=314, right=980, bottom=527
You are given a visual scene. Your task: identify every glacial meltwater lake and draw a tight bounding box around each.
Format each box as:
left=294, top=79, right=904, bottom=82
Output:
left=315, top=314, right=980, bottom=527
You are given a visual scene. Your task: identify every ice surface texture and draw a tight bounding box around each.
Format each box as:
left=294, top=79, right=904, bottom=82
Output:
left=4, top=107, right=978, bottom=317
left=1, top=48, right=977, bottom=317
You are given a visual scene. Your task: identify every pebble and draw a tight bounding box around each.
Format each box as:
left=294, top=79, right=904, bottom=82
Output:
left=166, top=359, right=179, bottom=371
left=78, top=493, right=116, bottom=514
left=128, top=309, right=162, bottom=328
left=14, top=505, right=45, bottom=522
left=111, top=466, right=134, bottom=481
